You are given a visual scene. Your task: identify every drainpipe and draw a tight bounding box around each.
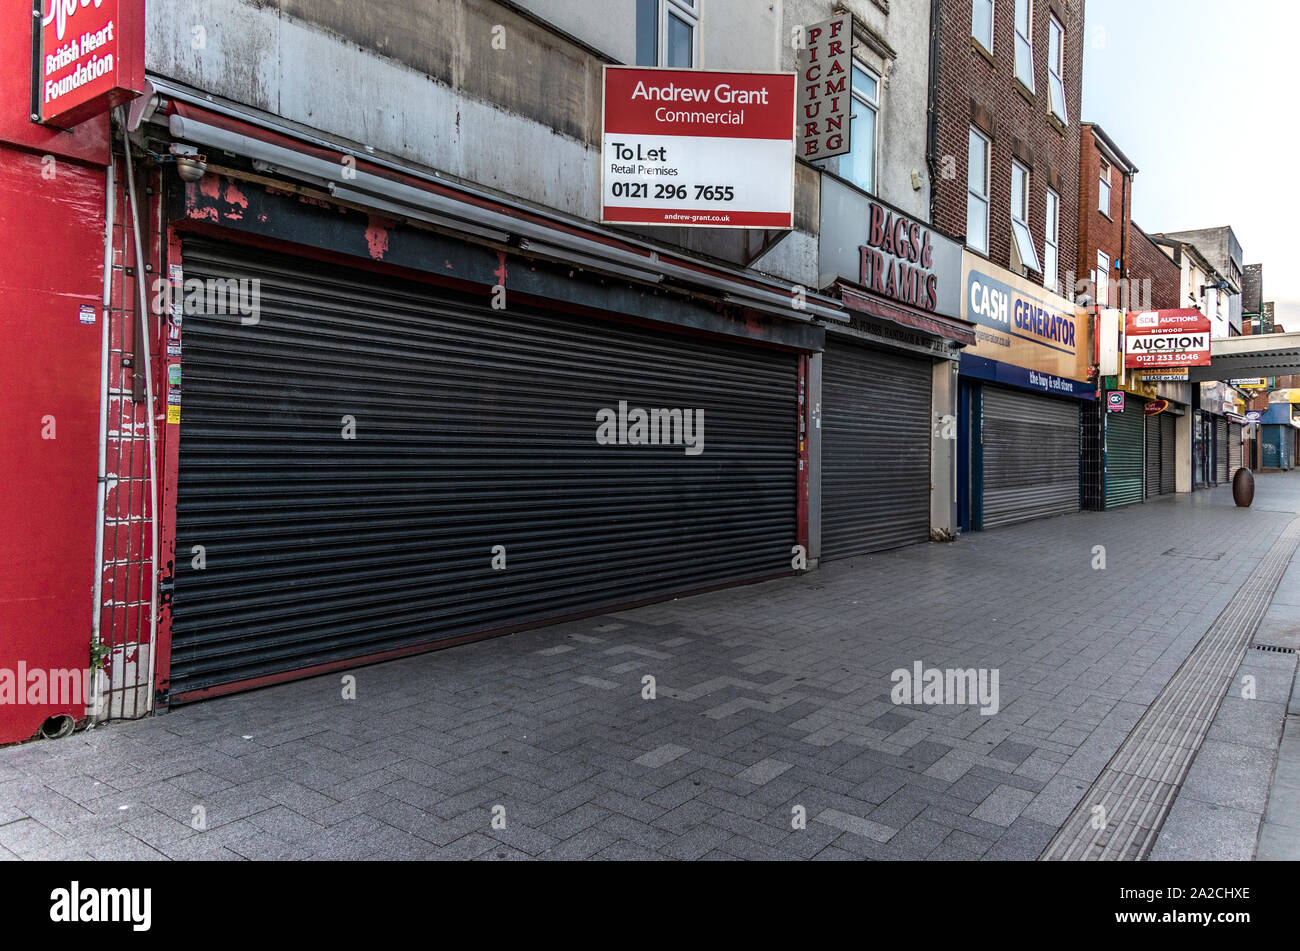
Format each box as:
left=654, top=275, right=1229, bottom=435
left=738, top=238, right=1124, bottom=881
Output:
left=925, top=0, right=942, bottom=223
left=91, top=157, right=115, bottom=723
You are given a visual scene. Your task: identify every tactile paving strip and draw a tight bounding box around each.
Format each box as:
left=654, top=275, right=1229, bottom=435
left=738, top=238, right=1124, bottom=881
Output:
left=1041, top=516, right=1300, bottom=861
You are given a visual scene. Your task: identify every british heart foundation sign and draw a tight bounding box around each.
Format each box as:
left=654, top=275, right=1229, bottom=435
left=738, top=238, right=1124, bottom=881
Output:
left=601, top=66, right=795, bottom=228
left=31, top=0, right=146, bottom=128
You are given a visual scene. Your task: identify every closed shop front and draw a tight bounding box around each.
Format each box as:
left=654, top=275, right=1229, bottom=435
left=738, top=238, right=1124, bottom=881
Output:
left=957, top=252, right=1092, bottom=532
left=821, top=339, right=933, bottom=557
left=1105, top=401, right=1146, bottom=508
left=1228, top=422, right=1243, bottom=473
left=979, top=387, right=1080, bottom=528
left=1144, top=415, right=1160, bottom=499
left=1215, top=417, right=1230, bottom=483
left=169, top=239, right=800, bottom=696
left=1160, top=413, right=1176, bottom=494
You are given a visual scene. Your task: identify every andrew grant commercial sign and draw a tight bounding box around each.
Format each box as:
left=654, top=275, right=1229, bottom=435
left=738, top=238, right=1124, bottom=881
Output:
left=600, top=66, right=795, bottom=228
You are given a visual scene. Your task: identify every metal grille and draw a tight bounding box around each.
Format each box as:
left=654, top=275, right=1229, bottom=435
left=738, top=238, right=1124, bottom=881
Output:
left=1144, top=415, right=1160, bottom=499
left=1159, top=414, right=1176, bottom=495
left=1228, top=422, right=1243, bottom=474
left=1215, top=418, right=1230, bottom=483
left=1105, top=403, right=1145, bottom=508
left=170, top=240, right=798, bottom=696
left=981, top=386, right=1080, bottom=529
left=820, top=339, right=932, bottom=558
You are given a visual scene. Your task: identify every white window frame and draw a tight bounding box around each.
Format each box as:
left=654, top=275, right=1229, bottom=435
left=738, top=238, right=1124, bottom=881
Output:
left=660, top=0, right=699, bottom=68
left=839, top=60, right=880, bottom=194
left=1097, top=250, right=1111, bottom=306
left=1098, top=161, right=1112, bottom=217
left=1015, top=0, right=1035, bottom=92
left=1044, top=187, right=1060, bottom=292
left=967, top=127, right=991, bottom=255
left=1048, top=15, right=1068, bottom=124
left=1010, top=160, right=1041, bottom=273
left=971, top=0, right=995, bottom=54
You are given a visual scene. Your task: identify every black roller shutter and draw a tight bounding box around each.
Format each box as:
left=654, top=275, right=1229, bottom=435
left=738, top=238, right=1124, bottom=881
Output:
left=1215, top=418, right=1230, bottom=483
left=1228, top=422, right=1243, bottom=473
left=1160, top=414, right=1176, bottom=494
left=1106, top=403, right=1145, bottom=508
left=170, top=240, right=798, bottom=696
left=821, top=339, right=932, bottom=558
left=1145, top=415, right=1161, bottom=499
left=981, top=386, right=1080, bottom=528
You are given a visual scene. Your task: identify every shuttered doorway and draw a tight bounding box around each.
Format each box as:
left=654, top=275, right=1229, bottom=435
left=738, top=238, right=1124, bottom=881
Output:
left=1215, top=418, right=1230, bottom=483
left=1228, top=422, right=1243, bottom=474
left=981, top=386, right=1080, bottom=529
left=1106, top=402, right=1146, bottom=508
left=170, top=240, right=799, bottom=697
left=1145, top=415, right=1161, bottom=499
left=821, top=339, right=932, bottom=558
left=1160, top=414, right=1177, bottom=495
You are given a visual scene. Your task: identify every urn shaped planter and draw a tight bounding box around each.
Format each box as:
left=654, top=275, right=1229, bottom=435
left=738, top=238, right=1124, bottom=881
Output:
left=1232, top=468, right=1255, bottom=508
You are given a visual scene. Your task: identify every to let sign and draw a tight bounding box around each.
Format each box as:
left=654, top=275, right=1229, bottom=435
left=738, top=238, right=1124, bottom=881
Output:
left=31, top=0, right=145, bottom=128
left=1124, top=309, right=1212, bottom=369
left=601, top=66, right=795, bottom=229
left=796, top=12, right=852, bottom=159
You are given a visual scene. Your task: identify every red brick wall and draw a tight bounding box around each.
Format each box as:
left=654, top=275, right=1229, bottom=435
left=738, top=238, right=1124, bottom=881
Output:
left=933, top=0, right=1084, bottom=289
left=1076, top=124, right=1129, bottom=304
left=1128, top=223, right=1182, bottom=311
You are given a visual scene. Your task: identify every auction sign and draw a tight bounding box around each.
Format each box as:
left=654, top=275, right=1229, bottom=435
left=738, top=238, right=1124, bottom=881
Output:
left=1124, top=309, right=1212, bottom=369
left=601, top=66, right=795, bottom=228
left=30, top=0, right=145, bottom=128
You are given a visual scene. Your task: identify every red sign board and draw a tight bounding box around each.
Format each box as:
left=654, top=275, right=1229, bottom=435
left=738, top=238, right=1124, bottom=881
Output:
left=1143, top=399, right=1169, bottom=416
left=1124, top=309, right=1212, bottom=369
left=601, top=66, right=795, bottom=228
left=32, top=0, right=145, bottom=128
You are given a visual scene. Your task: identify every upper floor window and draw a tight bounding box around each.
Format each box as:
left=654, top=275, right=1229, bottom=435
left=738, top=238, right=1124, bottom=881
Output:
left=972, top=0, right=995, bottom=53
left=1015, top=0, right=1035, bottom=92
left=636, top=0, right=698, bottom=67
left=1011, top=160, right=1041, bottom=272
left=1044, top=188, right=1060, bottom=293
left=1096, top=250, right=1111, bottom=306
left=1048, top=16, right=1068, bottom=124
left=839, top=63, right=880, bottom=194
left=1098, top=161, right=1112, bottom=216
left=967, top=127, right=991, bottom=255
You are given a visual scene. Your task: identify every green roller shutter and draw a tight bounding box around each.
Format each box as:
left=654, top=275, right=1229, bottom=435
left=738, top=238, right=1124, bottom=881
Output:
left=1106, top=402, right=1146, bottom=508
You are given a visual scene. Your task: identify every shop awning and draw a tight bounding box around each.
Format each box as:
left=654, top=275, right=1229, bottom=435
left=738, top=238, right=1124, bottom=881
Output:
left=1187, top=331, right=1300, bottom=382
left=836, top=281, right=978, bottom=347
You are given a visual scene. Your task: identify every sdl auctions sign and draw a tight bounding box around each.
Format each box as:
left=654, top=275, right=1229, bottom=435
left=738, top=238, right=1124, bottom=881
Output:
left=601, top=66, right=795, bottom=228
left=1124, top=309, right=1211, bottom=369
left=31, top=0, right=145, bottom=128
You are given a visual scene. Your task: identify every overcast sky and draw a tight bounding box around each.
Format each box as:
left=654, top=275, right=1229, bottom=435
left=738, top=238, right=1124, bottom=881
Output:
left=1081, top=0, right=1300, bottom=328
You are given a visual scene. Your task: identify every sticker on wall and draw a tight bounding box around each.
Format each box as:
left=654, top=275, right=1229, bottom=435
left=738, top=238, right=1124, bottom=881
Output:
left=167, top=342, right=182, bottom=357
left=78, top=305, right=95, bottom=325
left=167, top=365, right=182, bottom=387
left=167, top=390, right=182, bottom=405
left=169, top=264, right=183, bottom=285
left=167, top=405, right=181, bottom=425
left=1106, top=390, right=1125, bottom=413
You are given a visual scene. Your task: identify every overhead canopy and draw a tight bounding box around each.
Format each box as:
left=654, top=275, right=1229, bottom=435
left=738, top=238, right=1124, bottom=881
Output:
left=1188, top=331, right=1300, bottom=382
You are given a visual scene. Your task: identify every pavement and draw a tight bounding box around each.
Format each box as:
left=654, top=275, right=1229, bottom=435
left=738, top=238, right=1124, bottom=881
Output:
left=2, top=472, right=1300, bottom=861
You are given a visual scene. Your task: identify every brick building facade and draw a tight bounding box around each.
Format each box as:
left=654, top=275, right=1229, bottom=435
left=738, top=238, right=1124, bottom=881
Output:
left=931, top=0, right=1085, bottom=292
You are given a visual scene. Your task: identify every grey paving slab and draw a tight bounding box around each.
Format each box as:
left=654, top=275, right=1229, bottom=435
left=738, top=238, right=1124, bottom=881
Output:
left=5, top=473, right=1300, bottom=860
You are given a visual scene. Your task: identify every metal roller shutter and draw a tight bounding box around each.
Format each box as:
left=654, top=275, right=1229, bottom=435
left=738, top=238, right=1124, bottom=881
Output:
left=1160, top=414, right=1176, bottom=495
left=981, top=387, right=1080, bottom=529
left=1145, top=415, right=1161, bottom=499
left=821, top=340, right=932, bottom=558
left=1228, top=423, right=1243, bottom=473
left=1215, top=418, right=1230, bottom=483
left=1106, top=404, right=1145, bottom=508
left=170, top=240, right=799, bottom=696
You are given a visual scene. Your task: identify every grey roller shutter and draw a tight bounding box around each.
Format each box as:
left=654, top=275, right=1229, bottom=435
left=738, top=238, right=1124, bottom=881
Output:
left=170, top=240, right=798, bottom=696
left=1160, top=414, right=1176, bottom=494
left=821, top=339, right=932, bottom=558
left=1106, top=403, right=1145, bottom=507
left=1215, top=418, right=1230, bottom=483
left=1145, top=415, right=1161, bottom=499
left=1228, top=423, right=1243, bottom=473
left=981, top=386, right=1080, bottom=529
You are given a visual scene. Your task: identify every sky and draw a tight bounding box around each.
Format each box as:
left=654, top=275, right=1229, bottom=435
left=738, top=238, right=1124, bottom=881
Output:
left=1081, top=0, right=1300, bottom=328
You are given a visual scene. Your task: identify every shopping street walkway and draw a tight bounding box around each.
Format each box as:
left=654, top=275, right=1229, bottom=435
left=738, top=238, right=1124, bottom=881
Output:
left=2, top=473, right=1299, bottom=860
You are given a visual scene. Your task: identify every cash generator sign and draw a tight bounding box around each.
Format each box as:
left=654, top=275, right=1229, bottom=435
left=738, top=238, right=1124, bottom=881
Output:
left=30, top=0, right=145, bottom=128
left=967, top=271, right=1078, bottom=350
left=600, top=66, right=796, bottom=228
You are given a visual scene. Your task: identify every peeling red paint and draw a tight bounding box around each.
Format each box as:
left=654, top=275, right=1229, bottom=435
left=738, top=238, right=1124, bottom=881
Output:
left=187, top=205, right=219, bottom=222
left=364, top=216, right=390, bottom=260
left=198, top=175, right=221, bottom=200
left=493, top=251, right=508, bottom=287
left=224, top=182, right=249, bottom=208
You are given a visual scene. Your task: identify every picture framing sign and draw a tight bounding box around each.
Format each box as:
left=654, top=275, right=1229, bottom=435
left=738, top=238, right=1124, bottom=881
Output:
left=1124, top=309, right=1212, bottom=369
left=600, top=66, right=795, bottom=229
left=30, top=0, right=145, bottom=128
left=795, top=11, right=852, bottom=159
